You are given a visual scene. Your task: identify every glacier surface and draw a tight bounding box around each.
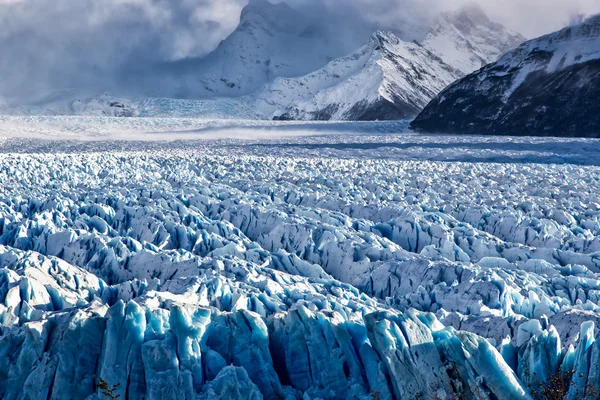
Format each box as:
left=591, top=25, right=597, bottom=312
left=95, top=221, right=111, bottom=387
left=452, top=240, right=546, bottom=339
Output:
left=1, top=117, right=600, bottom=399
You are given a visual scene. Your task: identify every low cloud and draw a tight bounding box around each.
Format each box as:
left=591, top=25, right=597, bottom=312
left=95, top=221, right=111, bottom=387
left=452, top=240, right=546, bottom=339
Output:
left=0, top=0, right=246, bottom=101
left=0, top=0, right=598, bottom=102
left=285, top=0, right=600, bottom=39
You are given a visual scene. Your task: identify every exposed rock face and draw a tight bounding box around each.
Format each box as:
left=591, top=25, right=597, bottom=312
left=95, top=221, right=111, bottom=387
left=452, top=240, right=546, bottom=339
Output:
left=411, top=15, right=600, bottom=137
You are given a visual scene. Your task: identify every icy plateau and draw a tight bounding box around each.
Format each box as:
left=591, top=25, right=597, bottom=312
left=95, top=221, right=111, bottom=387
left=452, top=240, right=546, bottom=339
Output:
left=2, top=118, right=600, bottom=399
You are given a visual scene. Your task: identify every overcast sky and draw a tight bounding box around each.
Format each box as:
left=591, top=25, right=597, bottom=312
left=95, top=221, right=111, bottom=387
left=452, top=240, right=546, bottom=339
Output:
left=465, top=0, right=599, bottom=37
left=0, top=0, right=598, bottom=102
left=283, top=0, right=600, bottom=38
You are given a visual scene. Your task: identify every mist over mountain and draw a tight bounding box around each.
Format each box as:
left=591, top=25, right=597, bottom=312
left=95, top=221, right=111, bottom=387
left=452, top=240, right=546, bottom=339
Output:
left=0, top=0, right=527, bottom=122
left=0, top=0, right=597, bottom=104
left=126, top=0, right=350, bottom=99
left=0, top=0, right=248, bottom=103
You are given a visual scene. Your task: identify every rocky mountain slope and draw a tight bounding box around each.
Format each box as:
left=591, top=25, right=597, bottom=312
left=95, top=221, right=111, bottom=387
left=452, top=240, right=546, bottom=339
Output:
left=411, top=14, right=600, bottom=136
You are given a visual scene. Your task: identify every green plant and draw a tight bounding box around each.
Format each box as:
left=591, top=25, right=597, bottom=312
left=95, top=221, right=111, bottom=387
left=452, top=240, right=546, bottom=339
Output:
left=98, top=378, right=120, bottom=400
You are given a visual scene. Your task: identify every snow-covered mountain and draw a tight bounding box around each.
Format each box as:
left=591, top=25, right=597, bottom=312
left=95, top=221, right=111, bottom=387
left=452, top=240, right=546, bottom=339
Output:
left=0, top=2, right=525, bottom=121
left=411, top=14, right=600, bottom=136
left=126, top=1, right=524, bottom=121
left=235, top=3, right=524, bottom=121
left=422, top=3, right=525, bottom=75
left=253, top=31, right=462, bottom=121
left=251, top=3, right=525, bottom=122
left=142, top=0, right=342, bottom=99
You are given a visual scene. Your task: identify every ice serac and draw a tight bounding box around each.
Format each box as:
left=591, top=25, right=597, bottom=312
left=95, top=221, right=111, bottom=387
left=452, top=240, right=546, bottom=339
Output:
left=206, top=310, right=283, bottom=399
left=0, top=250, right=536, bottom=400
left=2, top=147, right=600, bottom=398
left=198, top=366, right=262, bottom=400
left=364, top=310, right=453, bottom=398
left=256, top=31, right=461, bottom=121
left=412, top=14, right=600, bottom=137
left=422, top=3, right=525, bottom=75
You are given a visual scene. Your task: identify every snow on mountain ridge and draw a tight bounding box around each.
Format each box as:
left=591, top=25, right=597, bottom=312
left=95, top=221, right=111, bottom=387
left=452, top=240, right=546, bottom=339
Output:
left=422, top=2, right=526, bottom=75
left=216, top=3, right=525, bottom=121
left=254, top=30, right=461, bottom=120
left=151, top=0, right=341, bottom=100
left=496, top=13, right=600, bottom=74
left=240, top=0, right=306, bottom=33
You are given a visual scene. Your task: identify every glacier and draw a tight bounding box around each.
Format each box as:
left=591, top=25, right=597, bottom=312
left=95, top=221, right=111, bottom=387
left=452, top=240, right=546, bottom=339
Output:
left=1, top=117, right=600, bottom=399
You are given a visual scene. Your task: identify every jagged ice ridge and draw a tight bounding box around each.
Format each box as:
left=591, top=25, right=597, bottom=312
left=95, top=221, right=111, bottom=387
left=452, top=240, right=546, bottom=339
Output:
left=1, top=142, right=600, bottom=399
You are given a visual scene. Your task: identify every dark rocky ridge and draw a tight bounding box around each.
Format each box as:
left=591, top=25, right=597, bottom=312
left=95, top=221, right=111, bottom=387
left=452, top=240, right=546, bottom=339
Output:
left=275, top=96, right=421, bottom=122
left=411, top=15, right=600, bottom=137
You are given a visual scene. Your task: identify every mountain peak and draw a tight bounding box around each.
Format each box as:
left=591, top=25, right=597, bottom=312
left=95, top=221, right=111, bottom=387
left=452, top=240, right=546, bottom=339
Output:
left=239, top=0, right=300, bottom=30
left=423, top=4, right=525, bottom=75
left=242, top=0, right=283, bottom=14
left=493, top=11, right=600, bottom=72
left=159, top=0, right=339, bottom=98
left=371, top=31, right=402, bottom=48
left=437, top=3, right=495, bottom=36
left=452, top=2, right=490, bottom=24
left=412, top=11, right=600, bottom=137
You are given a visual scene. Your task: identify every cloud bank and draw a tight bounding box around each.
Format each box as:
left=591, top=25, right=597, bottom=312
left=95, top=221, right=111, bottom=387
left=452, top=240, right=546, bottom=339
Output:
left=284, top=0, right=599, bottom=39
left=0, top=0, right=598, bottom=102
left=0, top=0, right=247, bottom=101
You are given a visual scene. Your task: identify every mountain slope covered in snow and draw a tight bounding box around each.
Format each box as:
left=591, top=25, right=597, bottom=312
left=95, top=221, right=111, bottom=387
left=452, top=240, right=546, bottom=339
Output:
left=412, top=14, right=600, bottom=136
left=254, top=31, right=461, bottom=121
left=422, top=3, right=525, bottom=75
left=138, top=0, right=342, bottom=99
left=248, top=3, right=524, bottom=121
